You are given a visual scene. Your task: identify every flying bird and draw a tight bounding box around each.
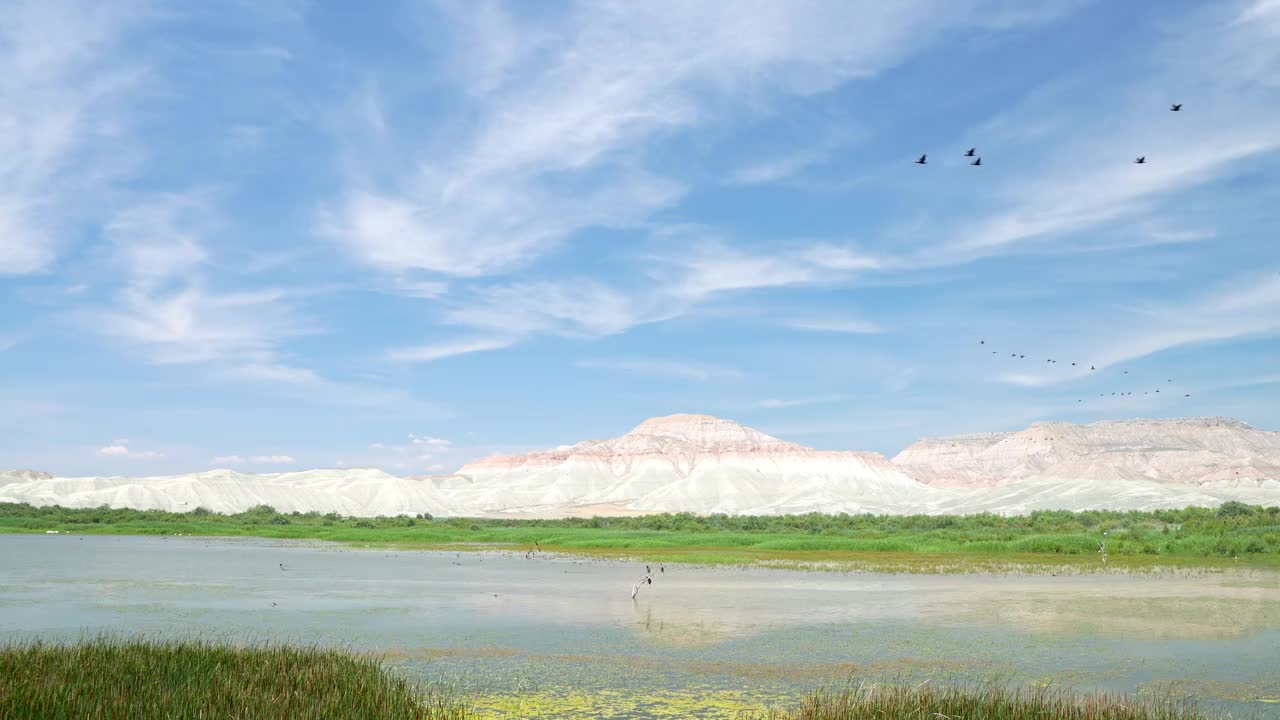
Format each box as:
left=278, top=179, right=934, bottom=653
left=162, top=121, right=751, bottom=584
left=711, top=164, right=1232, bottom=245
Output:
left=1134, top=156, right=1146, bottom=164
left=916, top=154, right=928, bottom=164
left=980, top=340, right=985, bottom=344
left=971, top=157, right=982, bottom=166
left=1170, top=103, right=1182, bottom=111
left=1090, top=365, right=1095, bottom=371
left=965, top=148, right=976, bottom=157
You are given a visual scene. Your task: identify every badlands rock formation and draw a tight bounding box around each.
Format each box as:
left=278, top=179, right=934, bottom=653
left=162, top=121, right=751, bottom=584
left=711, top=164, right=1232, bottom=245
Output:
left=3, top=415, right=1278, bottom=517
left=894, top=417, right=1280, bottom=488
left=0, top=467, right=458, bottom=518
left=440, top=414, right=931, bottom=515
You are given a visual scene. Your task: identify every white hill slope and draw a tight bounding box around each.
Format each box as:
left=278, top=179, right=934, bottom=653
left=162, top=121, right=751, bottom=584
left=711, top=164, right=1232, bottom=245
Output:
left=3, top=414, right=1278, bottom=517
left=894, top=417, right=1280, bottom=488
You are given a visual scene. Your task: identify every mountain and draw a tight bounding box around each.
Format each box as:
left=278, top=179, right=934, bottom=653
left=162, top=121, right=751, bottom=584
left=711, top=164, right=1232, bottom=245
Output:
left=3, top=415, right=1278, bottom=517
left=449, top=413, right=933, bottom=515
left=893, top=417, right=1280, bottom=488
left=0, top=468, right=458, bottom=517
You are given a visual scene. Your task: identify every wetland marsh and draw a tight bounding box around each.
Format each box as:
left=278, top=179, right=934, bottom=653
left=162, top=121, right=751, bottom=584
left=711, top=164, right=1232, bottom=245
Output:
left=2, top=534, right=1278, bottom=718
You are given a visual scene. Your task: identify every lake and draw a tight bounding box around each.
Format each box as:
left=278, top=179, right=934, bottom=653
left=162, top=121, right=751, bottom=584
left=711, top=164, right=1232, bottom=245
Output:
left=2, top=534, right=1278, bottom=718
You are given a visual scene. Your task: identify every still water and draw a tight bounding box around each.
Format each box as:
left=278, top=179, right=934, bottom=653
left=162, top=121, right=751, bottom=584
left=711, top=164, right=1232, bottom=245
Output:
left=2, top=535, right=1278, bottom=718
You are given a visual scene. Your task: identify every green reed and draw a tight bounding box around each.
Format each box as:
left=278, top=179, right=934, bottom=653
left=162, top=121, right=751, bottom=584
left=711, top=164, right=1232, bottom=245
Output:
left=755, top=682, right=1209, bottom=720
left=0, top=636, right=471, bottom=720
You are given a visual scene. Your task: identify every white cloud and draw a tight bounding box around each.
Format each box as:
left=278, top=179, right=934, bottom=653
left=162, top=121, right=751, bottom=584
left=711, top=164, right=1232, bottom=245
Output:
left=427, top=463, right=445, bottom=472
left=368, top=442, right=386, bottom=450
left=387, top=337, right=513, bottom=363
left=251, top=455, right=295, bottom=464
left=923, top=3, right=1280, bottom=269
left=90, top=196, right=315, bottom=379
left=106, top=192, right=213, bottom=286
left=993, top=271, right=1280, bottom=387
left=785, top=317, right=882, bottom=334
left=228, top=363, right=320, bottom=385
left=97, top=439, right=161, bottom=459
left=0, top=1, right=142, bottom=274
left=576, top=358, right=746, bottom=382
left=211, top=455, right=246, bottom=465
left=758, top=394, right=848, bottom=409
left=324, top=1, right=1070, bottom=279
left=445, top=280, right=654, bottom=338
left=409, top=434, right=451, bottom=448
left=94, top=284, right=302, bottom=365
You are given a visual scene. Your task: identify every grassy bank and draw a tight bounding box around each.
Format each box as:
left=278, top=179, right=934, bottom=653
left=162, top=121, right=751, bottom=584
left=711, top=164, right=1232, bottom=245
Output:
left=0, top=637, right=469, bottom=720
left=0, top=638, right=1216, bottom=720
left=2, top=502, right=1278, bottom=571
left=754, top=683, right=1207, bottom=720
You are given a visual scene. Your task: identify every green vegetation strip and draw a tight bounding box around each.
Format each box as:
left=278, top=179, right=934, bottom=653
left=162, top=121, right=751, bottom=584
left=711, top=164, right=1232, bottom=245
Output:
left=751, top=683, right=1208, bottom=720
left=0, top=637, right=469, bottom=720
left=3, top=501, right=1278, bottom=571
left=0, top=638, right=1216, bottom=720
left=2, top=635, right=1218, bottom=712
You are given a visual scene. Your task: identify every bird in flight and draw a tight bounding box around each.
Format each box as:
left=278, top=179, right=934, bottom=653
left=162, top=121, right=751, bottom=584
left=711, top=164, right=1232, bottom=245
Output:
left=916, top=154, right=927, bottom=164
left=980, top=340, right=984, bottom=344
left=1170, top=103, right=1182, bottom=111
left=971, top=157, right=982, bottom=166
left=965, top=148, right=976, bottom=157
left=1134, top=156, right=1146, bottom=164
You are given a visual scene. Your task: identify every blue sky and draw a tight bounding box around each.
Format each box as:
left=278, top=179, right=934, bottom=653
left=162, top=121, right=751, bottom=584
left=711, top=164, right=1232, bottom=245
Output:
left=3, top=0, right=1279, bottom=476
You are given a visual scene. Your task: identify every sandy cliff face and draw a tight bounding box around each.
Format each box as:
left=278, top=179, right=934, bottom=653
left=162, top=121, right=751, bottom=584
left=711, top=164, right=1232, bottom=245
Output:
left=893, top=417, right=1280, bottom=488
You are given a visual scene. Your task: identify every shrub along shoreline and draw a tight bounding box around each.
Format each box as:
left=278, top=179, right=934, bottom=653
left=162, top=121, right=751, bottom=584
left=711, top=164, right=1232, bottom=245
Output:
left=2, top=501, right=1277, bottom=570
left=0, top=637, right=1217, bottom=720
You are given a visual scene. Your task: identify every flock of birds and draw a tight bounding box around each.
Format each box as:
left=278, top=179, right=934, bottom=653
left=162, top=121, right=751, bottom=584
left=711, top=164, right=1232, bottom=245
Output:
left=939, top=104, right=1198, bottom=409
left=915, top=103, right=1182, bottom=166
left=269, top=547, right=667, bottom=606
left=978, top=339, right=1192, bottom=404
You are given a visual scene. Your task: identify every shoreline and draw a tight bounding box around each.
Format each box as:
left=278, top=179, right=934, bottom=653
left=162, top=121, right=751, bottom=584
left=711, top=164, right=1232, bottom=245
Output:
left=8, top=530, right=1278, bottom=577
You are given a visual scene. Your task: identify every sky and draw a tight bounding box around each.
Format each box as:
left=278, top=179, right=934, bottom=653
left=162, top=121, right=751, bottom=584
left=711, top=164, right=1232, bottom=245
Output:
left=2, top=0, right=1279, bottom=477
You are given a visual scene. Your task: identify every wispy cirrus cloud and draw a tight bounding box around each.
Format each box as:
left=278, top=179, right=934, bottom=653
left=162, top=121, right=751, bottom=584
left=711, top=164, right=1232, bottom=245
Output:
left=88, top=194, right=315, bottom=379
left=920, top=2, right=1280, bottom=269
left=758, top=394, right=848, bottom=409
left=388, top=337, right=514, bottom=363
left=576, top=358, right=747, bottom=383
left=323, top=0, right=1078, bottom=281
left=0, top=1, right=145, bottom=274
left=784, top=317, right=882, bottom=334
left=994, top=271, right=1280, bottom=387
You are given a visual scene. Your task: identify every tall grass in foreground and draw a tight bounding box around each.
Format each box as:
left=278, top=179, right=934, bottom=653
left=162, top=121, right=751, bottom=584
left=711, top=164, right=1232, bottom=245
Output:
left=756, top=683, right=1208, bottom=720
left=0, top=637, right=470, bottom=720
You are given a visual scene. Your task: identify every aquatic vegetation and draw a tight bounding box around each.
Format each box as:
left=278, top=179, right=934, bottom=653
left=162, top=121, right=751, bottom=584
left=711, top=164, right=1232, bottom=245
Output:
left=751, top=682, right=1211, bottom=720
left=0, top=636, right=471, bottom=720
left=2, top=502, right=1277, bottom=572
